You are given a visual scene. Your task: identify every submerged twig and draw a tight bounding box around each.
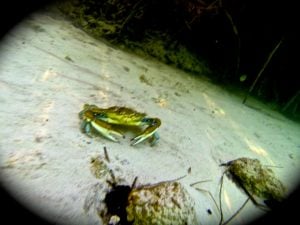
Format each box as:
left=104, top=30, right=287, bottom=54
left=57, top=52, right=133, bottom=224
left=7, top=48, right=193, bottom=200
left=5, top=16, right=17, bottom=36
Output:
left=104, top=146, right=110, bottom=162
left=120, top=0, right=144, bottom=31
left=219, top=172, right=264, bottom=225
left=222, top=198, right=250, bottom=225
left=190, top=179, right=221, bottom=217
left=243, top=38, right=284, bottom=104
left=223, top=9, right=240, bottom=77
left=195, top=187, right=221, bottom=215
left=131, top=176, right=138, bottom=189
left=190, top=179, right=212, bottom=187
left=282, top=90, right=300, bottom=114
left=218, top=173, right=225, bottom=225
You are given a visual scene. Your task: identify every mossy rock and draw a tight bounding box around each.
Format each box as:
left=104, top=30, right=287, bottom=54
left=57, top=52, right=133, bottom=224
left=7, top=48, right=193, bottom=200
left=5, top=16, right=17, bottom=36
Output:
left=224, top=157, right=286, bottom=202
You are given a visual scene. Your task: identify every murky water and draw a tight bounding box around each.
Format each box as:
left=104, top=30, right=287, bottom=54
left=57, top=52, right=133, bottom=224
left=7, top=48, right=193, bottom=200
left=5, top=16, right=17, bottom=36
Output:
left=1, top=5, right=300, bottom=225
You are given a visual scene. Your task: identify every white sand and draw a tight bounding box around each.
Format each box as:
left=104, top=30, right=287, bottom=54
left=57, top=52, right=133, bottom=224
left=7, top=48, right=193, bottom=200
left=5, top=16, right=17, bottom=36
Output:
left=0, top=5, right=299, bottom=225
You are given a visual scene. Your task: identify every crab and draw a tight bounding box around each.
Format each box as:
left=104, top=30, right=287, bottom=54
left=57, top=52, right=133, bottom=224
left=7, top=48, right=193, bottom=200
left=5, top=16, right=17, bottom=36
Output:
left=79, top=104, right=161, bottom=146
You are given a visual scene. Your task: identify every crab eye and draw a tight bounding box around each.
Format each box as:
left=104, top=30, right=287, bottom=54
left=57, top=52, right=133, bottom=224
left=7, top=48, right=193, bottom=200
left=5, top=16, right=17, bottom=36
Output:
left=94, top=112, right=106, bottom=118
left=142, top=118, right=152, bottom=123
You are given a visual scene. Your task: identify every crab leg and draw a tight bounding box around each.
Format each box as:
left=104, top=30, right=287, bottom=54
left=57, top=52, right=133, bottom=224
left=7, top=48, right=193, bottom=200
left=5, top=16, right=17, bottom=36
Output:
left=80, top=120, right=94, bottom=138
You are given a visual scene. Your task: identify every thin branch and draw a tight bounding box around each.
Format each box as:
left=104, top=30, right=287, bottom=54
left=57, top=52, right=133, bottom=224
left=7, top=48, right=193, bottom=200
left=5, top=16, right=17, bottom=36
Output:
left=190, top=179, right=212, bottom=186
left=222, top=198, right=250, bottom=225
left=120, top=0, right=144, bottom=31
left=131, top=176, right=138, bottom=189
left=104, top=146, right=110, bottom=162
left=282, top=90, right=300, bottom=113
left=194, top=187, right=221, bottom=215
left=218, top=173, right=225, bottom=225
left=223, top=9, right=241, bottom=76
left=190, top=179, right=220, bottom=214
left=243, top=38, right=284, bottom=104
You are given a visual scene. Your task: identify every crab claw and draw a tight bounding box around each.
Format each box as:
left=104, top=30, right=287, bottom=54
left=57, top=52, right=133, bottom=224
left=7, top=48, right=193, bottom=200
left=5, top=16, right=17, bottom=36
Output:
left=131, top=118, right=161, bottom=146
left=91, top=119, right=124, bottom=142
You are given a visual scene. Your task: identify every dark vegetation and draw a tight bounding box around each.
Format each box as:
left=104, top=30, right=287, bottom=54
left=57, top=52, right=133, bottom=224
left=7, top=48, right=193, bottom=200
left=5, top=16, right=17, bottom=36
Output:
left=58, top=0, right=299, bottom=120
left=2, top=0, right=298, bottom=119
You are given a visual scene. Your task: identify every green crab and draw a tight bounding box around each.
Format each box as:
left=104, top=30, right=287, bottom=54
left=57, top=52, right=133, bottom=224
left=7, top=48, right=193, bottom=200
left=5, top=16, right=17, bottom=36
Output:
left=79, top=104, right=161, bottom=146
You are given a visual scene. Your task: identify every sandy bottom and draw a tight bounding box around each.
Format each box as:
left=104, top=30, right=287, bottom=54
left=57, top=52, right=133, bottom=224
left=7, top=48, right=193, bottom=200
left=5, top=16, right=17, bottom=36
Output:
left=0, top=5, right=300, bottom=225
